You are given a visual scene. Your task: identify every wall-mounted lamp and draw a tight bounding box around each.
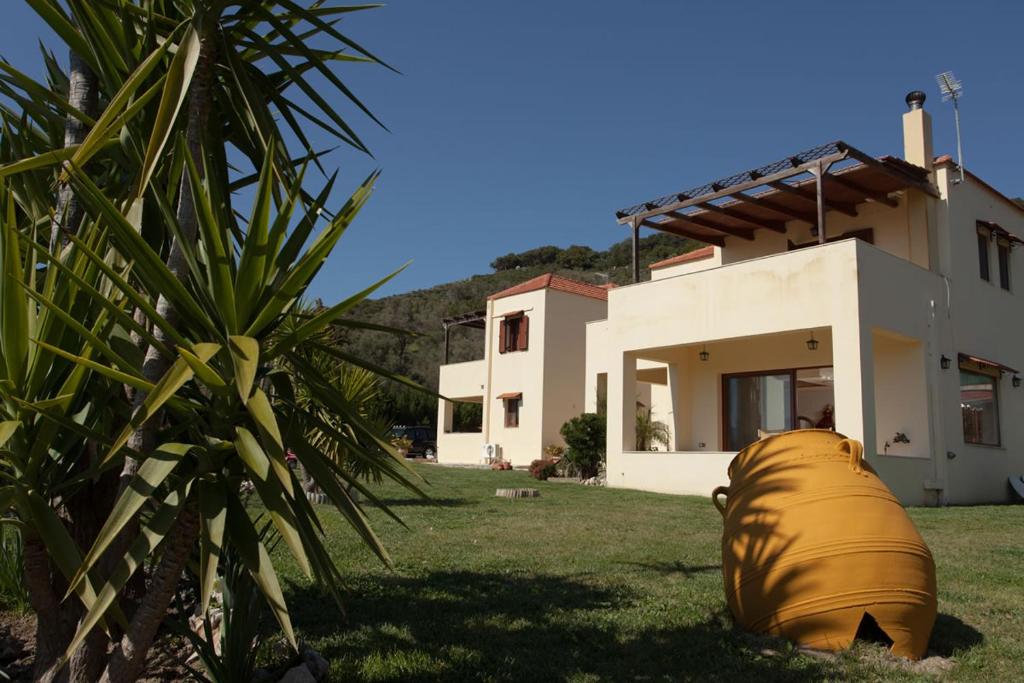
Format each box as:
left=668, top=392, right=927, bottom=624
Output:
left=806, top=331, right=819, bottom=351
left=940, top=355, right=951, bottom=370
left=1013, top=375, right=1021, bottom=388
left=699, top=345, right=710, bottom=362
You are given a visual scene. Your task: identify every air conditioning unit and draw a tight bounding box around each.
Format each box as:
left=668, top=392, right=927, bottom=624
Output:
left=481, top=443, right=501, bottom=464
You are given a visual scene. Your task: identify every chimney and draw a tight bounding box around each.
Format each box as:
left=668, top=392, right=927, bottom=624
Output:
left=902, top=90, right=933, bottom=172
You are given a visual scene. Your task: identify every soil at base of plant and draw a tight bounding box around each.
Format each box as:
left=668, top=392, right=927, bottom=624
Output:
left=0, top=612, right=192, bottom=682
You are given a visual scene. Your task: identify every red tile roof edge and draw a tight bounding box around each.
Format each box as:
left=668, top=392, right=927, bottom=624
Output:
left=649, top=246, right=716, bottom=270
left=488, top=273, right=610, bottom=302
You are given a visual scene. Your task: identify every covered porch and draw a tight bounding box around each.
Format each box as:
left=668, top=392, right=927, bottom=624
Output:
left=605, top=326, right=932, bottom=498
left=590, top=239, right=947, bottom=503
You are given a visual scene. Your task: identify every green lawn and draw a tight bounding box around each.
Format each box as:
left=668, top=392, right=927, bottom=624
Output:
left=276, top=464, right=1023, bottom=682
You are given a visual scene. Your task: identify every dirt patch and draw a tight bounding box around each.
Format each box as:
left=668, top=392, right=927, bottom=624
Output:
left=0, top=612, right=192, bottom=682
left=839, top=641, right=957, bottom=677
left=0, top=612, right=34, bottom=682
left=791, top=641, right=956, bottom=677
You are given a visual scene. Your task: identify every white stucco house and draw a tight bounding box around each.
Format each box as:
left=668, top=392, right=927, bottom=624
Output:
left=438, top=91, right=1023, bottom=506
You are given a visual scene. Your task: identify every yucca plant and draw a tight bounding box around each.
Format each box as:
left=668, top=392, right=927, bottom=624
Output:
left=0, top=2, right=428, bottom=682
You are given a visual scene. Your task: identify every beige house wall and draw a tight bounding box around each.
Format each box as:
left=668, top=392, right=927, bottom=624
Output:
left=436, top=359, right=486, bottom=465
left=931, top=166, right=1024, bottom=504
left=719, top=189, right=933, bottom=269
left=539, top=290, right=608, bottom=453
left=650, top=249, right=722, bottom=279
left=438, top=287, right=608, bottom=468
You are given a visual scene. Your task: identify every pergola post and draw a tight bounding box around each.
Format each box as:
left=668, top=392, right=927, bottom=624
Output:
left=815, top=160, right=826, bottom=244
left=443, top=323, right=451, bottom=364
left=631, top=217, right=640, bottom=283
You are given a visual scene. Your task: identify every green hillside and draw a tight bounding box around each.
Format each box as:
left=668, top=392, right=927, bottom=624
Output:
left=336, top=232, right=700, bottom=425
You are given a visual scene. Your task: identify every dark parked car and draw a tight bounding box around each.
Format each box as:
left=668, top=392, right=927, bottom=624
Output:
left=390, top=426, right=437, bottom=459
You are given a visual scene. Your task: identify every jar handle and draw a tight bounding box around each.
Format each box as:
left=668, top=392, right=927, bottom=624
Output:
left=838, top=438, right=864, bottom=474
left=712, top=486, right=729, bottom=517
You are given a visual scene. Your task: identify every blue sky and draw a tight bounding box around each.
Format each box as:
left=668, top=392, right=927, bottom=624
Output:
left=2, top=1, right=1021, bottom=301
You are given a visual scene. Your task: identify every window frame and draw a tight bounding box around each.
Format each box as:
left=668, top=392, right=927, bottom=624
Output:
left=959, top=361, right=1001, bottom=447
left=977, top=226, right=991, bottom=282
left=504, top=397, right=520, bottom=428
left=997, top=238, right=1011, bottom=291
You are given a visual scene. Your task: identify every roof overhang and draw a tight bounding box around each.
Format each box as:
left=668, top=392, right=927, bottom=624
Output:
left=496, top=391, right=522, bottom=400
left=615, top=140, right=938, bottom=245
left=959, top=353, right=1018, bottom=375
left=977, top=220, right=1024, bottom=246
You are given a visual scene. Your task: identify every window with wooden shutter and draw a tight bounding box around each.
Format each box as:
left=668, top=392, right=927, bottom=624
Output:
left=517, top=315, right=529, bottom=350
left=499, top=311, right=528, bottom=352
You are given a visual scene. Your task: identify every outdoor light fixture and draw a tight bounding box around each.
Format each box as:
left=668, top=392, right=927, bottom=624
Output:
left=806, top=331, right=819, bottom=351
left=699, top=345, right=710, bottom=362
left=940, top=355, right=951, bottom=370
left=1013, top=375, right=1021, bottom=388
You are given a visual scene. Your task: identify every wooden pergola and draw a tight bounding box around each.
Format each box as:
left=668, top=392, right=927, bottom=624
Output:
left=615, top=140, right=938, bottom=282
left=442, top=310, right=486, bottom=364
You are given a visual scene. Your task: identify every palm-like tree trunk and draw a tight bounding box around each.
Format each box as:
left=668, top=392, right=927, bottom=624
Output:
left=48, top=50, right=97, bottom=251
left=32, top=48, right=112, bottom=683
left=101, top=26, right=219, bottom=683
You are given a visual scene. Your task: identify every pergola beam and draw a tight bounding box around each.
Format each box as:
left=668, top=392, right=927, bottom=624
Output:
left=617, top=148, right=850, bottom=224
left=641, top=219, right=726, bottom=247
left=767, top=180, right=859, bottom=218
left=695, top=202, right=786, bottom=233
left=662, top=211, right=755, bottom=240
left=824, top=173, right=899, bottom=207
left=729, top=192, right=818, bottom=224
left=841, top=146, right=939, bottom=197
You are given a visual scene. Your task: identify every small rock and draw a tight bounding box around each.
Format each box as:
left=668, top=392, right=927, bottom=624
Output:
left=279, top=663, right=317, bottom=683
left=301, top=647, right=329, bottom=680
left=250, top=667, right=276, bottom=683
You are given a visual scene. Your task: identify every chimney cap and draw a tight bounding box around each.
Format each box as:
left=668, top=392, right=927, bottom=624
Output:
left=905, top=90, right=927, bottom=110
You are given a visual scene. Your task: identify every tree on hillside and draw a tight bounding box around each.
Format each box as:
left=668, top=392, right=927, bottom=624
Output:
left=491, top=244, right=562, bottom=271
left=557, top=244, right=599, bottom=270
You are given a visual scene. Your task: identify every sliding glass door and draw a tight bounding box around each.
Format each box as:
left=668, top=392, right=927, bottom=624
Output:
left=722, top=367, right=836, bottom=451
left=723, top=371, right=794, bottom=451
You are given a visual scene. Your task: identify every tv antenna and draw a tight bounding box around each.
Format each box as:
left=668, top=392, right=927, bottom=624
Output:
left=935, top=71, right=965, bottom=183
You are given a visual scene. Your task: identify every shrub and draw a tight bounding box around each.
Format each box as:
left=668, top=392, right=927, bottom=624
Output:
left=543, top=444, right=565, bottom=460
left=0, top=525, right=29, bottom=612
left=529, top=459, right=559, bottom=481
left=560, top=413, right=606, bottom=479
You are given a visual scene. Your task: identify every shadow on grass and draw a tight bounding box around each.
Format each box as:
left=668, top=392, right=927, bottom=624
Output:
left=620, top=561, right=721, bottom=578
left=287, top=571, right=835, bottom=682
left=929, top=613, right=984, bottom=657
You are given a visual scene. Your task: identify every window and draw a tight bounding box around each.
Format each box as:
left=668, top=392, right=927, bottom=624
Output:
left=504, top=397, right=520, bottom=428
left=977, top=228, right=990, bottom=282
left=498, top=312, right=529, bottom=353
left=997, top=239, right=1011, bottom=290
left=960, top=364, right=1000, bottom=446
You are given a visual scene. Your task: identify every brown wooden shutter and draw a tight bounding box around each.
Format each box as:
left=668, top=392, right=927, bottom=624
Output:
left=517, top=315, right=529, bottom=350
left=498, top=320, right=507, bottom=354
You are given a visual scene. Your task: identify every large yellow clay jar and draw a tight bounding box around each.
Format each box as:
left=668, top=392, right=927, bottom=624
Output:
left=712, top=430, right=937, bottom=659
